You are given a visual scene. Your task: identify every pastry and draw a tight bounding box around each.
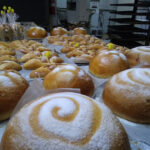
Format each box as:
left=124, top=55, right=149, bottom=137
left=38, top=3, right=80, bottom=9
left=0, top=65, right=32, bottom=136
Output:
left=0, top=70, right=28, bottom=121
left=124, top=46, right=150, bottom=67
left=50, top=27, right=68, bottom=36
left=43, top=64, right=94, bottom=96
left=73, top=27, right=88, bottom=35
left=0, top=49, right=16, bottom=55
left=49, top=56, right=64, bottom=63
left=19, top=53, right=37, bottom=63
left=27, top=26, right=47, bottom=39
left=29, top=64, right=58, bottom=78
left=102, top=68, right=150, bottom=123
left=89, top=50, right=129, bottom=78
left=1, top=92, right=130, bottom=150
left=23, top=59, right=44, bottom=70
left=0, top=55, right=18, bottom=62
left=0, top=61, right=22, bottom=71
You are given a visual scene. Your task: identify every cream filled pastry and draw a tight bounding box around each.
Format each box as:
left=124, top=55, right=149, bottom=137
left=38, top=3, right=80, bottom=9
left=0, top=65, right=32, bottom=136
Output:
left=103, top=68, right=150, bottom=123
left=1, top=92, right=130, bottom=150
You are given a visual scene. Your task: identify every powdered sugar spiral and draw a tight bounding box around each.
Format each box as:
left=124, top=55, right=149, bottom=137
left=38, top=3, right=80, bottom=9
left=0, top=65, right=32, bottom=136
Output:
left=110, top=68, right=150, bottom=98
left=132, top=46, right=150, bottom=54
left=2, top=92, right=127, bottom=150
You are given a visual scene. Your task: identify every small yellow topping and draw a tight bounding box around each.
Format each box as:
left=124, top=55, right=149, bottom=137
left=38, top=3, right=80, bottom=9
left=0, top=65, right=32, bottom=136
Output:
left=108, top=43, right=115, bottom=50
left=10, top=9, right=14, bottom=13
left=1, top=10, right=4, bottom=15
left=8, top=6, right=11, bottom=10
left=44, top=51, right=51, bottom=58
left=3, top=6, right=7, bottom=10
left=7, top=9, right=10, bottom=13
left=74, top=43, right=79, bottom=48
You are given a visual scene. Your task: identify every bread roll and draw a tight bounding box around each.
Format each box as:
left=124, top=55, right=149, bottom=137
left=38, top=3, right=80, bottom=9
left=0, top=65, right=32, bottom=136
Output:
left=73, top=27, right=87, bottom=35
left=1, top=92, right=130, bottom=150
left=0, top=55, right=18, bottom=62
left=102, top=68, right=150, bottom=123
left=50, top=27, right=68, bottom=36
left=0, top=61, right=22, bottom=71
left=0, top=49, right=15, bottom=55
left=27, top=26, right=47, bottom=39
left=89, top=50, right=129, bottom=78
left=43, top=64, right=94, bottom=96
left=0, top=70, right=28, bottom=121
left=23, top=59, right=44, bottom=70
left=125, top=46, right=150, bottom=67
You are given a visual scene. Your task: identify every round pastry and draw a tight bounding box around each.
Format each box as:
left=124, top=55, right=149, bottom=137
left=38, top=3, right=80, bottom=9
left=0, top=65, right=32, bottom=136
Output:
left=125, top=46, right=150, bottom=67
left=50, top=27, right=68, bottom=36
left=0, top=70, right=28, bottom=121
left=1, top=92, right=130, bottom=150
left=102, top=68, right=150, bottom=123
left=0, top=55, right=18, bottom=62
left=27, top=26, right=47, bottom=39
left=73, top=27, right=87, bottom=35
left=89, top=50, right=129, bottom=78
left=0, top=61, right=22, bottom=71
left=43, top=64, right=94, bottom=96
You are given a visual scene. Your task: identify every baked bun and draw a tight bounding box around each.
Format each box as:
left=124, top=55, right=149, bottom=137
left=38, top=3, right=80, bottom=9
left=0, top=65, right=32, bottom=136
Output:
left=50, top=27, right=68, bottom=36
left=43, top=64, right=94, bottom=96
left=73, top=27, right=87, bottom=35
left=102, top=68, right=150, bottom=123
left=125, top=46, right=150, bottom=67
left=1, top=92, right=130, bottom=150
left=27, top=26, right=47, bottom=39
left=0, top=70, right=28, bottom=121
left=0, top=49, right=15, bottom=55
left=0, top=55, right=18, bottom=62
left=0, top=61, right=22, bottom=71
left=89, top=50, right=129, bottom=78
left=23, top=59, right=44, bottom=70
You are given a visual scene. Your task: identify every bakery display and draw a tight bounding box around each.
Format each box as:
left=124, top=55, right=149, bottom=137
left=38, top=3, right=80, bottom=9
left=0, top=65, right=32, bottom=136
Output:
left=125, top=46, right=150, bottom=67
left=0, top=61, right=22, bottom=71
left=89, top=50, right=129, bottom=78
left=1, top=92, right=130, bottom=150
left=27, top=26, right=47, bottom=39
left=102, top=68, right=150, bottom=123
left=43, top=64, right=94, bottom=96
left=50, top=27, right=69, bottom=36
left=0, top=70, right=28, bottom=121
left=73, top=27, right=88, bottom=35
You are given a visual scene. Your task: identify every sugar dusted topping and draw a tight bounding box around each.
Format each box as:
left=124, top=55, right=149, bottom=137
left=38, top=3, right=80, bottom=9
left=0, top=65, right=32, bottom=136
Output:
left=132, top=46, right=150, bottom=54
left=8, top=92, right=122, bottom=150
left=110, top=68, right=150, bottom=98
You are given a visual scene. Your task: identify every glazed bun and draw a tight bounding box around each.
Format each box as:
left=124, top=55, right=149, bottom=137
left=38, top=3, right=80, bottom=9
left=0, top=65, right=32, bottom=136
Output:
left=50, top=27, right=68, bottom=36
left=1, top=92, right=130, bottom=150
left=125, top=46, right=150, bottom=67
left=0, top=70, right=28, bottom=121
left=102, top=68, right=150, bottom=123
left=73, top=27, right=87, bottom=35
left=89, top=50, right=129, bottom=78
left=43, top=64, right=94, bottom=96
left=27, top=26, right=47, bottom=39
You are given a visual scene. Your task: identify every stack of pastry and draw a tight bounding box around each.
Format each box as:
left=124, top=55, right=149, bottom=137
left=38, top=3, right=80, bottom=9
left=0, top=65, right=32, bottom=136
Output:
left=9, top=40, right=64, bottom=71
left=0, top=42, right=22, bottom=71
left=48, top=33, right=129, bottom=63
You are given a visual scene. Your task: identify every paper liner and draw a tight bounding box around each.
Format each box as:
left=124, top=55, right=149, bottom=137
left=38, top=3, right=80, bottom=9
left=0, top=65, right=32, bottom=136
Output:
left=11, top=79, right=81, bottom=117
left=95, top=83, right=150, bottom=146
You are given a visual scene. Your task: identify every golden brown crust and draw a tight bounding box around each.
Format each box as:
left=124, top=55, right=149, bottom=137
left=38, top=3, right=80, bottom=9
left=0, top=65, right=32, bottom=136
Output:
left=50, top=27, right=68, bottom=36
left=0, top=61, right=22, bottom=71
left=27, top=27, right=47, bottom=39
left=102, top=68, right=150, bottom=123
left=0, top=55, right=18, bottom=62
left=89, top=50, right=129, bottom=78
left=43, top=64, right=94, bottom=96
left=73, top=28, right=87, bottom=35
left=0, top=71, right=28, bottom=121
